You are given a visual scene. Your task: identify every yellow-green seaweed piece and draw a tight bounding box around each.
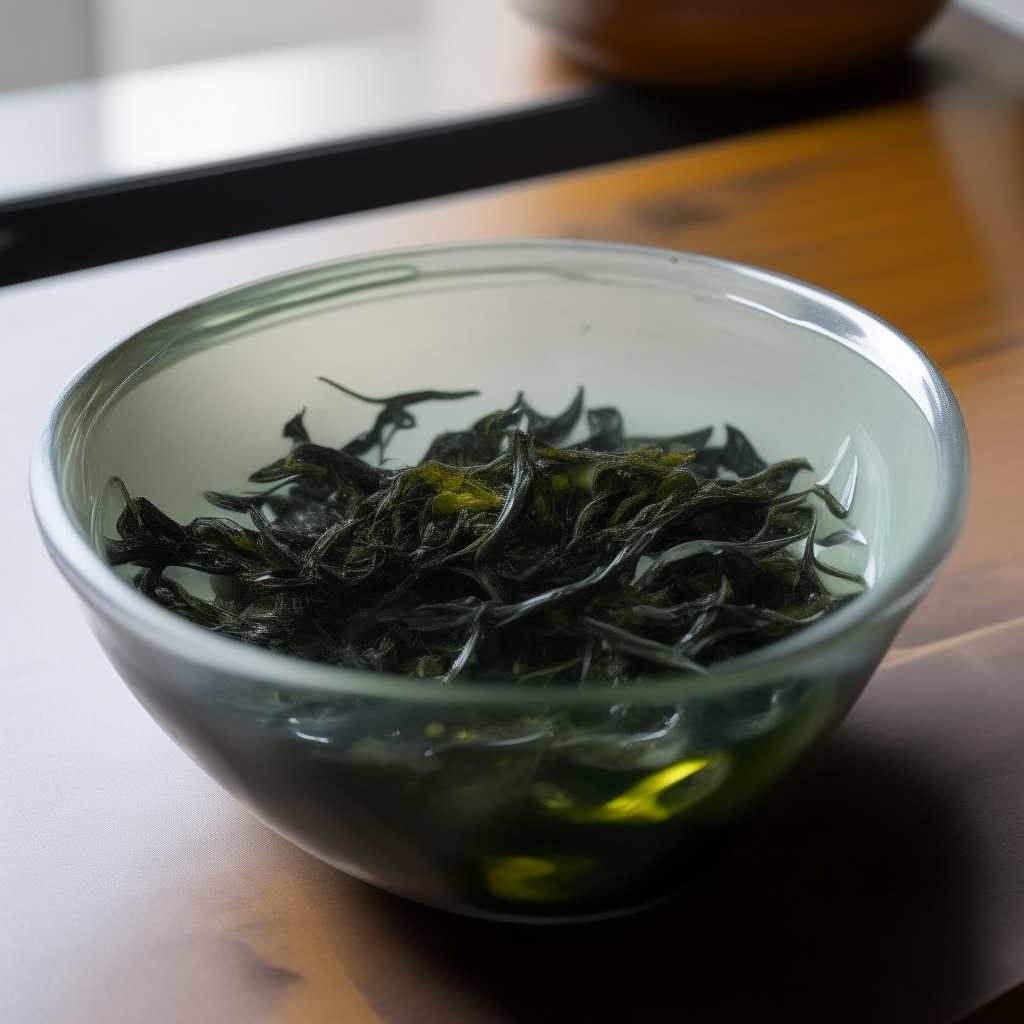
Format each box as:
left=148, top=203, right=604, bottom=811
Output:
left=418, top=462, right=504, bottom=516
left=537, top=755, right=728, bottom=824
left=482, top=854, right=597, bottom=902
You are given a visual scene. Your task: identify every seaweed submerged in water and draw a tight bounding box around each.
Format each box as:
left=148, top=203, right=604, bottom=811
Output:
left=106, top=383, right=864, bottom=685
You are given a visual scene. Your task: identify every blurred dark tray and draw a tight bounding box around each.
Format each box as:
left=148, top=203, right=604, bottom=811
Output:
left=0, top=6, right=1015, bottom=288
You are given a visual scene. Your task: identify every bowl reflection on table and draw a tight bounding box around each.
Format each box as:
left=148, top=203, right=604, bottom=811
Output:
left=31, top=240, right=968, bottom=921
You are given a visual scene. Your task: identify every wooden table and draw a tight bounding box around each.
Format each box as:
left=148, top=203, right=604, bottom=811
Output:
left=4, top=7, right=1024, bottom=1022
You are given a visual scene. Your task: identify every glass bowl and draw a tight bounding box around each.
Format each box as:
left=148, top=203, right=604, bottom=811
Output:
left=31, top=240, right=968, bottom=922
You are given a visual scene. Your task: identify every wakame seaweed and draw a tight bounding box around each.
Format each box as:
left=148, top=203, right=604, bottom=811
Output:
left=106, top=383, right=864, bottom=684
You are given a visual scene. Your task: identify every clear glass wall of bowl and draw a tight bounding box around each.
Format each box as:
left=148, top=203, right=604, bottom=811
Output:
left=33, top=241, right=968, bottom=919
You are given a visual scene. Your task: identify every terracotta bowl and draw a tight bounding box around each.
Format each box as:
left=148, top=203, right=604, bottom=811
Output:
left=513, top=0, right=947, bottom=86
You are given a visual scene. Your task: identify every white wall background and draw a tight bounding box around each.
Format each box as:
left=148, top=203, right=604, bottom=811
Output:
left=960, top=0, right=1024, bottom=35
left=95, top=0, right=422, bottom=72
left=0, top=0, right=96, bottom=90
left=0, top=0, right=424, bottom=90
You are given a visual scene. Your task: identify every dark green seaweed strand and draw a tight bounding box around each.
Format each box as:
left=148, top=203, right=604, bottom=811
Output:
left=106, top=386, right=862, bottom=685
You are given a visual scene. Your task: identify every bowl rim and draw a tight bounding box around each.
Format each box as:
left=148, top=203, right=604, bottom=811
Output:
left=30, top=237, right=970, bottom=707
